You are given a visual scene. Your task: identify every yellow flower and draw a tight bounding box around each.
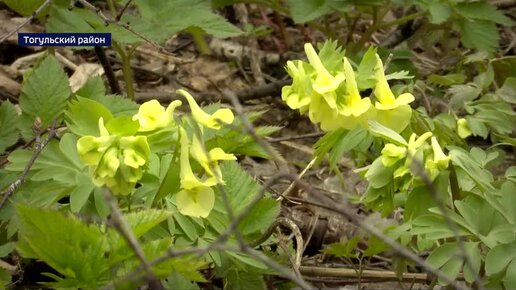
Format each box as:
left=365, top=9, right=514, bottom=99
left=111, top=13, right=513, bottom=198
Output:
left=178, top=89, right=234, bottom=130
left=190, top=134, right=236, bottom=182
left=179, top=128, right=218, bottom=189
left=176, top=186, right=215, bottom=218
left=381, top=143, right=407, bottom=167
left=176, top=128, right=217, bottom=218
left=133, top=99, right=182, bottom=132
left=457, top=118, right=472, bottom=139
left=337, top=58, right=372, bottom=117
left=407, top=132, right=432, bottom=155
left=372, top=54, right=415, bottom=133
left=77, top=117, right=150, bottom=195
left=282, top=60, right=312, bottom=113
left=373, top=54, right=414, bottom=111
left=304, top=43, right=344, bottom=109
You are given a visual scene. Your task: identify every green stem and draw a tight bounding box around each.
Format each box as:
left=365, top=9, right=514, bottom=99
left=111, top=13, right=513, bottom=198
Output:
left=378, top=10, right=426, bottom=29
left=189, top=27, right=211, bottom=55
left=113, top=42, right=135, bottom=100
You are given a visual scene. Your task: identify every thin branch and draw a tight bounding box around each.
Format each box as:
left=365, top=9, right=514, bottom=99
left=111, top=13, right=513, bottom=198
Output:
left=0, top=0, right=52, bottom=44
left=94, top=46, right=121, bottom=94
left=0, top=121, right=57, bottom=209
left=267, top=132, right=325, bottom=143
left=115, top=0, right=133, bottom=21
left=103, top=189, right=164, bottom=290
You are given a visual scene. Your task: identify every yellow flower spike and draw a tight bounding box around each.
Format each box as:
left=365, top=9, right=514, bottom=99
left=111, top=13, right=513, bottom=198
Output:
left=189, top=134, right=236, bottom=182
left=381, top=143, right=407, bottom=167
left=282, top=60, right=312, bottom=112
left=179, top=128, right=217, bottom=189
left=178, top=89, right=234, bottom=130
left=176, top=186, right=215, bottom=218
left=94, top=147, right=120, bottom=182
left=304, top=43, right=345, bottom=108
left=133, top=99, right=182, bottom=132
left=407, top=132, right=433, bottom=155
left=457, top=118, right=472, bottom=139
left=374, top=104, right=412, bottom=133
left=373, top=54, right=414, bottom=111
left=337, top=58, right=372, bottom=117
left=429, top=137, right=450, bottom=170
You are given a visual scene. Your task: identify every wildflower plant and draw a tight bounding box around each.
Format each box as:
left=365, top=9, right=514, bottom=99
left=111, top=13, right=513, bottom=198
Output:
left=281, top=40, right=516, bottom=288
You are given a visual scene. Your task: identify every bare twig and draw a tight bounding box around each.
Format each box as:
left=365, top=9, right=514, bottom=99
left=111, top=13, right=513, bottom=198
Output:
left=223, top=89, right=286, bottom=166
left=94, top=46, right=121, bottom=94
left=115, top=0, right=133, bottom=21
left=300, top=266, right=436, bottom=282
left=103, top=190, right=164, bottom=290
left=267, top=132, right=325, bottom=143
left=0, top=0, right=52, bottom=44
left=0, top=121, right=57, bottom=209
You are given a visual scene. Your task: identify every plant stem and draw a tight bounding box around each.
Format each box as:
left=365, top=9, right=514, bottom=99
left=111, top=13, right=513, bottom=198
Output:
left=113, top=42, right=136, bottom=100
left=189, top=27, right=211, bottom=55
left=379, top=11, right=426, bottom=29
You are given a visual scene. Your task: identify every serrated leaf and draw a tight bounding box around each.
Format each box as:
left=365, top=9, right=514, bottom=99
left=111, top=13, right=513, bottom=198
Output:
left=131, top=0, right=241, bottom=43
left=15, top=205, right=108, bottom=288
left=287, top=0, right=332, bottom=23
left=457, top=19, right=499, bottom=54
left=456, top=2, right=513, bottom=26
left=496, top=77, right=516, bottom=104
left=19, top=55, right=71, bottom=128
left=212, top=161, right=280, bottom=238
left=425, top=1, right=451, bottom=24
left=123, top=209, right=171, bottom=238
left=0, top=101, right=19, bottom=153
left=357, top=46, right=378, bottom=90
left=66, top=96, right=113, bottom=136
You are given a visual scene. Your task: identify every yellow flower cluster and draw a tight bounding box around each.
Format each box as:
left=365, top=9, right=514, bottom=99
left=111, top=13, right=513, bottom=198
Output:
left=77, top=118, right=151, bottom=195
left=175, top=90, right=236, bottom=218
left=380, top=132, right=450, bottom=181
left=282, top=43, right=414, bottom=133
left=77, top=89, right=236, bottom=219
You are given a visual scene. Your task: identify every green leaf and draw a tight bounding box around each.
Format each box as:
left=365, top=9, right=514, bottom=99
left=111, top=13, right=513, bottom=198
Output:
left=457, top=18, right=499, bottom=54
left=76, top=76, right=138, bottom=116
left=224, top=267, right=266, bottom=290
left=329, top=127, right=368, bottom=168
left=496, top=77, right=516, bottom=104
left=456, top=2, right=513, bottom=26
left=357, top=46, right=378, bottom=90
left=287, top=0, right=332, bottom=23
left=66, top=96, right=114, bottom=136
left=3, top=0, right=49, bottom=16
left=214, top=161, right=280, bottom=238
left=427, top=73, right=466, bottom=86
left=15, top=205, right=108, bottom=288
left=322, top=236, right=360, bottom=258
left=0, top=101, right=19, bottom=154
left=131, top=0, right=241, bottom=43
left=368, top=120, right=407, bottom=146
left=425, top=1, right=451, bottom=24
left=123, top=209, right=171, bottom=238
left=19, top=55, right=71, bottom=128
left=485, top=243, right=516, bottom=276
left=449, top=147, right=494, bottom=190
left=364, top=158, right=394, bottom=189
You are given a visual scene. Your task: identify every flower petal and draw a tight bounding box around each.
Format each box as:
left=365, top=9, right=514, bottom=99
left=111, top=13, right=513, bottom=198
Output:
left=176, top=186, right=215, bottom=218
